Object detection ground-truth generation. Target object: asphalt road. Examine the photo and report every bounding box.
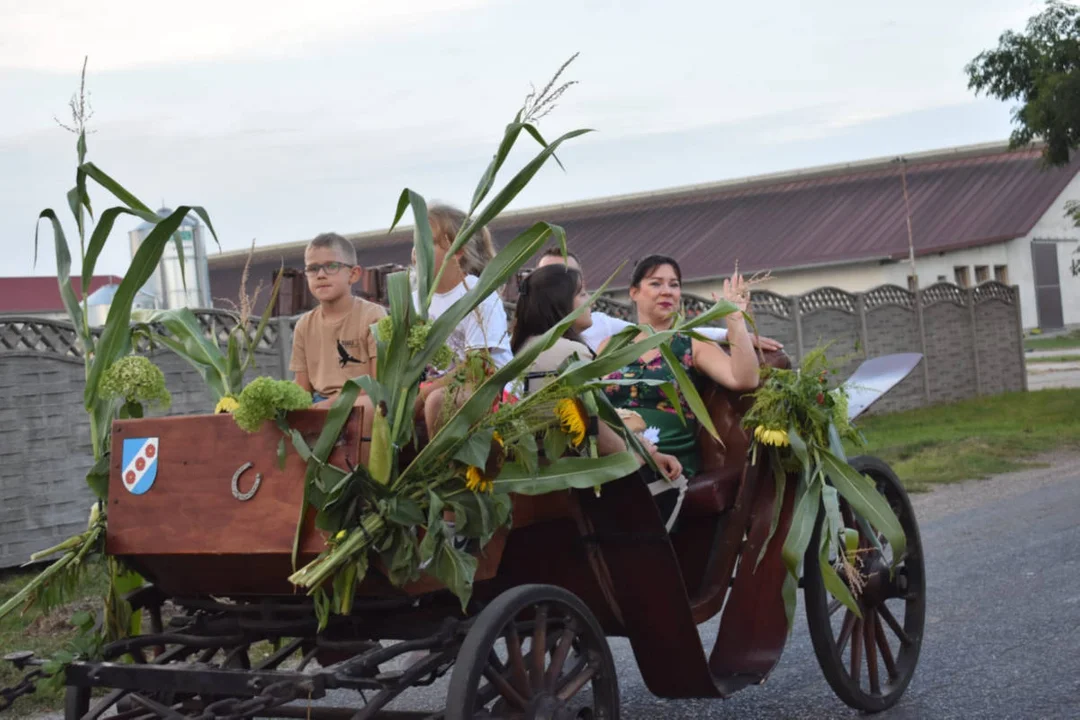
[329,454,1080,720]
[29,454,1080,719]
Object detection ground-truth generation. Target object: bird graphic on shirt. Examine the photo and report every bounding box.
[337,340,365,368]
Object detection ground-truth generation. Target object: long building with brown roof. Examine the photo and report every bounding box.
[208,140,1080,330]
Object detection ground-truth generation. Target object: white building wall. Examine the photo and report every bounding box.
[1010,171,1080,328]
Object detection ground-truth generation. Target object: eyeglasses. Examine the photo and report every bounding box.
[304,262,354,276]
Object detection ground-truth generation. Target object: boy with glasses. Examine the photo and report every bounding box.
[290,233,386,407]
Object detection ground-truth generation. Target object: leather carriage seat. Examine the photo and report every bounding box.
[681,350,792,517]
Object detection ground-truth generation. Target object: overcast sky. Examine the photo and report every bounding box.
[0,0,1041,278]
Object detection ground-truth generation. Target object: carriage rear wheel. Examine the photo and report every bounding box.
[803,455,926,713]
[446,584,619,720]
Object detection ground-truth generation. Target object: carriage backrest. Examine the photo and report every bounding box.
[696,349,791,471]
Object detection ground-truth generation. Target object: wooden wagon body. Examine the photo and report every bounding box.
[46,351,925,719]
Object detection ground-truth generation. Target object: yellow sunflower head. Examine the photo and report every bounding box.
[754,425,790,447]
[215,395,240,414]
[554,398,588,447]
[465,465,495,494]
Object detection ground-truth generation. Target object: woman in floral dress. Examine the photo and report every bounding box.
[601,256,759,515]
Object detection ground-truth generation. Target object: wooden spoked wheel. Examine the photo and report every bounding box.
[446,584,619,720]
[804,455,926,713]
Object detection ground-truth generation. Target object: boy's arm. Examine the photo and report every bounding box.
[289,315,313,391]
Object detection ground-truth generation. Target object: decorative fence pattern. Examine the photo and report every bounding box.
[0,282,1025,568]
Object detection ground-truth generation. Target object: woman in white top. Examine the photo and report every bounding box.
[510,264,683,482]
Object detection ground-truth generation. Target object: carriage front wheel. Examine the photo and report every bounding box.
[446,584,620,720]
[804,455,926,713]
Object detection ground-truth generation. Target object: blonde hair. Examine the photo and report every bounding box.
[428,204,495,277]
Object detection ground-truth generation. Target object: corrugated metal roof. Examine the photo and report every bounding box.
[486,145,1080,290]
[208,141,1080,291]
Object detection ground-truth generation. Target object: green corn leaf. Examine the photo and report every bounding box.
[398,261,614,485]
[414,221,561,363]
[140,331,227,401]
[36,210,88,353]
[819,449,906,566]
[84,207,192,411]
[136,308,229,398]
[82,206,145,290]
[66,187,84,243]
[788,424,810,468]
[492,453,640,495]
[187,206,220,248]
[79,162,158,220]
[522,124,567,171]
[444,128,591,269]
[782,480,821,578]
[659,343,720,441]
[468,120,526,216]
[755,457,788,570]
[819,542,862,618]
[782,572,799,631]
[389,190,434,318]
[821,483,845,557]
[226,332,243,391]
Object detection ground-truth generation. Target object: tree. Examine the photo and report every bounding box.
[966,1,1080,167]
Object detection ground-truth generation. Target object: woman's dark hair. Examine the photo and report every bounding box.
[510,265,586,354]
[630,255,682,288]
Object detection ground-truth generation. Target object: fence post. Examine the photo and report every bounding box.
[856,293,869,359]
[276,316,292,380]
[914,288,932,403]
[968,288,982,395]
[792,294,805,365]
[1013,285,1028,392]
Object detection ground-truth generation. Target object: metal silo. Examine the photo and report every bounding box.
[128,208,212,309]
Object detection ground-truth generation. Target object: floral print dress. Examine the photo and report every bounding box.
[602,333,704,477]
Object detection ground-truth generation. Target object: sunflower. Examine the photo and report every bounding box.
[753,425,790,447]
[215,395,240,414]
[554,398,588,447]
[465,465,495,494]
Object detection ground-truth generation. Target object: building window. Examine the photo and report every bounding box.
[994,264,1009,284]
[954,266,970,288]
[937,275,947,282]
[975,265,990,284]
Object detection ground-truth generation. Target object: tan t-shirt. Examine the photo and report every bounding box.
[289,297,387,396]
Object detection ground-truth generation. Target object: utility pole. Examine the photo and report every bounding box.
[894,157,917,289]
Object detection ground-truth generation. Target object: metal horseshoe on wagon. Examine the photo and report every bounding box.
[26,347,926,720]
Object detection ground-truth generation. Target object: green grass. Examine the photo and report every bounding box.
[0,560,108,716]
[1025,329,1080,351]
[851,388,1080,492]
[1025,353,1080,364]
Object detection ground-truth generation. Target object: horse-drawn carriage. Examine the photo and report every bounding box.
[20,348,925,720]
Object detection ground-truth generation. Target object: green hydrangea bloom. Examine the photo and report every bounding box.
[375,315,393,343]
[377,316,454,370]
[233,377,313,433]
[100,356,171,409]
